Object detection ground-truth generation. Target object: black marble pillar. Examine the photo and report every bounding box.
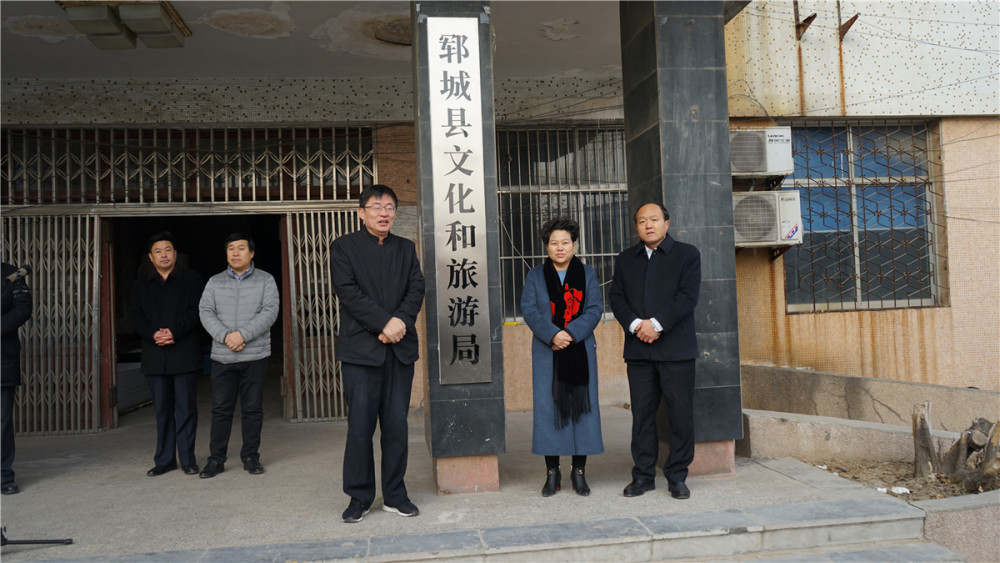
[412,1,506,458]
[619,1,742,443]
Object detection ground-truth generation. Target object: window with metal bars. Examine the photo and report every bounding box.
[782,122,946,312]
[496,127,630,320]
[1,127,374,205]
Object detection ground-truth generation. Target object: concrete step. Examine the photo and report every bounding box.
[711,539,966,562]
[59,495,928,562]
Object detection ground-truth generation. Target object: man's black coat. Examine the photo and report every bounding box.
[609,234,701,362]
[330,230,425,367]
[1,262,32,387]
[130,267,204,375]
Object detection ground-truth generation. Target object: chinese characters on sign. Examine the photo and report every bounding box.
[427,17,492,384]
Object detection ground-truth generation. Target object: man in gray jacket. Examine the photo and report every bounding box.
[198,233,279,478]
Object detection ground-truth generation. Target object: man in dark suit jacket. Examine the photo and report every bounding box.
[2,261,32,495]
[331,184,425,523]
[131,232,204,478]
[609,203,701,500]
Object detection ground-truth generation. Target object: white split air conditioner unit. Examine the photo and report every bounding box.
[730,126,794,176]
[732,191,803,247]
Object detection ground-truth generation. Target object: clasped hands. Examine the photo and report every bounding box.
[153,328,174,347]
[224,331,246,352]
[550,329,573,351]
[378,317,407,344]
[634,319,661,344]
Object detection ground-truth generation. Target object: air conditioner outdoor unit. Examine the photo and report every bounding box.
[732,190,803,247]
[730,126,794,176]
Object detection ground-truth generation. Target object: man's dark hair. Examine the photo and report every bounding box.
[359,184,399,209]
[147,231,176,253]
[225,232,255,252]
[632,203,670,224]
[540,217,580,245]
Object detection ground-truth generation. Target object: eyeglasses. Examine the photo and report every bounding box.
[364,205,397,214]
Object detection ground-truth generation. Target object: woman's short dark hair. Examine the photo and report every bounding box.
[540,217,579,245]
[225,232,255,252]
[146,231,175,253]
[359,184,399,209]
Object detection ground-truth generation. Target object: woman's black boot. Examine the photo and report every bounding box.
[541,467,561,497]
[571,466,590,496]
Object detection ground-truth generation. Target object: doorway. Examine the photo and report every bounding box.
[111,214,285,419]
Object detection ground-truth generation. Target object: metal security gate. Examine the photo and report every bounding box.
[1,215,102,434]
[285,208,361,421]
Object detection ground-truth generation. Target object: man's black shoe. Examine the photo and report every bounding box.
[342,499,371,523]
[623,479,655,497]
[1,482,20,495]
[243,458,264,475]
[182,464,200,475]
[147,463,178,477]
[199,460,225,479]
[668,481,691,499]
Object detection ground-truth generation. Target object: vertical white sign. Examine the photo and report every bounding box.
[427,17,492,384]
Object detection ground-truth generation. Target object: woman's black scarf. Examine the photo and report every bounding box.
[543,256,591,428]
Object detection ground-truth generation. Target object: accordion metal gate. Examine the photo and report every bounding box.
[1,214,102,435]
[285,208,361,421]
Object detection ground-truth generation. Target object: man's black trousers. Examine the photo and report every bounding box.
[208,358,267,464]
[342,352,414,508]
[626,359,696,485]
[1,386,16,484]
[146,370,200,468]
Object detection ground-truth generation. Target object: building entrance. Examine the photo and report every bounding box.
[112,214,284,417]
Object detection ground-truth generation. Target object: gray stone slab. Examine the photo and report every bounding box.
[640,507,759,536]
[744,500,851,526]
[368,529,482,557]
[482,517,648,549]
[825,541,967,562]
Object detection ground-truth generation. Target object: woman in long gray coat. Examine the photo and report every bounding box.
[521,217,604,497]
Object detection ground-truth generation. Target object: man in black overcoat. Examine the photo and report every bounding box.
[331,184,425,523]
[609,203,701,500]
[2,261,32,495]
[131,232,204,477]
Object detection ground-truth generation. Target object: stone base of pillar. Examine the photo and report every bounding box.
[657,439,736,477]
[433,454,500,494]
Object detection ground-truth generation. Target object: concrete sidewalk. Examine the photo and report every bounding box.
[0,379,961,562]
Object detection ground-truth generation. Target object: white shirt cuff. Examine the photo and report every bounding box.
[628,319,641,334]
[650,318,663,332]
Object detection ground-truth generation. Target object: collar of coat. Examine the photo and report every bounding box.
[633,233,675,256]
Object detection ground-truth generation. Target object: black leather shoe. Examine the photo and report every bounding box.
[541,467,561,497]
[147,462,178,477]
[243,458,264,475]
[668,481,691,499]
[623,479,655,497]
[182,464,200,475]
[570,467,590,496]
[1,482,20,495]
[199,460,224,479]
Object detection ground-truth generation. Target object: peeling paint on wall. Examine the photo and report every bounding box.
[2,15,82,43]
[310,6,410,61]
[541,17,580,41]
[195,1,294,39]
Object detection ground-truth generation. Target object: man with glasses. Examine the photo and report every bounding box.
[331,184,425,523]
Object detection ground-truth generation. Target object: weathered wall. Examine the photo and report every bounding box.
[741,365,1000,432]
[725,1,999,117]
[914,491,1000,563]
[734,117,1000,391]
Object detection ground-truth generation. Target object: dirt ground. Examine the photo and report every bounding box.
[814,460,975,501]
